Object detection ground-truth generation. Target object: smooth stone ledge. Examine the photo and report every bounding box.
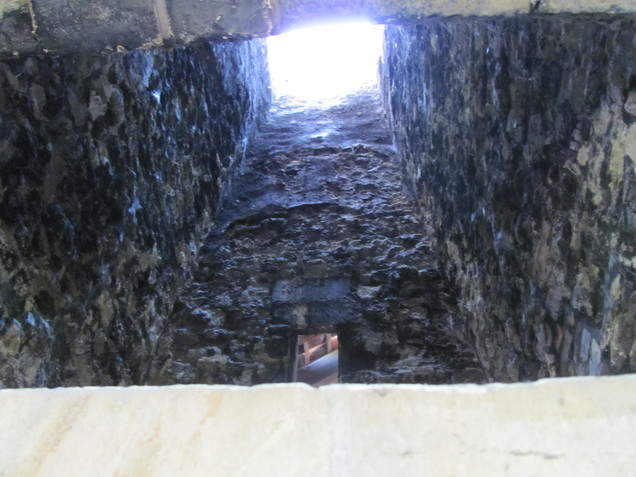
[1,374,636,476]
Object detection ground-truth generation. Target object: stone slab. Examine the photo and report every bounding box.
[0,0,37,56]
[272,300,362,330]
[273,277,352,303]
[1,375,636,476]
[272,277,361,330]
[274,0,636,32]
[32,0,159,52]
[541,0,636,13]
[168,0,274,43]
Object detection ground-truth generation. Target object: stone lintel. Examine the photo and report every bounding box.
[274,0,530,31]
[1,0,636,57]
[273,0,636,32]
[168,0,276,44]
[0,374,635,476]
[31,0,160,53]
[541,0,636,13]
[272,277,361,330]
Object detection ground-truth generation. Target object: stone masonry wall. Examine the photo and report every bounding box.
[382,15,636,381]
[0,39,270,387]
[149,92,483,386]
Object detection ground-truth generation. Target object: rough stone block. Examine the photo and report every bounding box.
[273,277,352,303]
[32,0,159,52]
[168,0,274,43]
[540,0,636,13]
[365,0,531,19]
[0,0,38,56]
[272,277,361,330]
[0,384,331,476]
[0,375,635,476]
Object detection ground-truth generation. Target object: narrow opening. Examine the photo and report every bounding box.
[267,21,385,109]
[295,333,339,386]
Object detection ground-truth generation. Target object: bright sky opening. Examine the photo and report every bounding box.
[267,22,385,109]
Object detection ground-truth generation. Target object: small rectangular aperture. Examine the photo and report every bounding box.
[295,333,339,386]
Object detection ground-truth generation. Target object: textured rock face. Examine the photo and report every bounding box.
[149,90,483,386]
[0,39,270,387]
[381,15,636,381]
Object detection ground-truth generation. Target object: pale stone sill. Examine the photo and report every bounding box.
[1,374,635,476]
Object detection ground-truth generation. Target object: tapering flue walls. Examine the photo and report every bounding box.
[381,14,636,381]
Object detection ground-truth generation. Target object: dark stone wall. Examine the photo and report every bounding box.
[148,91,483,387]
[382,15,636,381]
[0,39,270,387]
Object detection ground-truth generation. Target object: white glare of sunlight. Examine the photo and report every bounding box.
[267,22,385,108]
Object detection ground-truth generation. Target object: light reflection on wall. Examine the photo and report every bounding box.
[267,22,385,109]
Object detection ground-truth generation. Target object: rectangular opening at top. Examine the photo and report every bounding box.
[267,22,385,109]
